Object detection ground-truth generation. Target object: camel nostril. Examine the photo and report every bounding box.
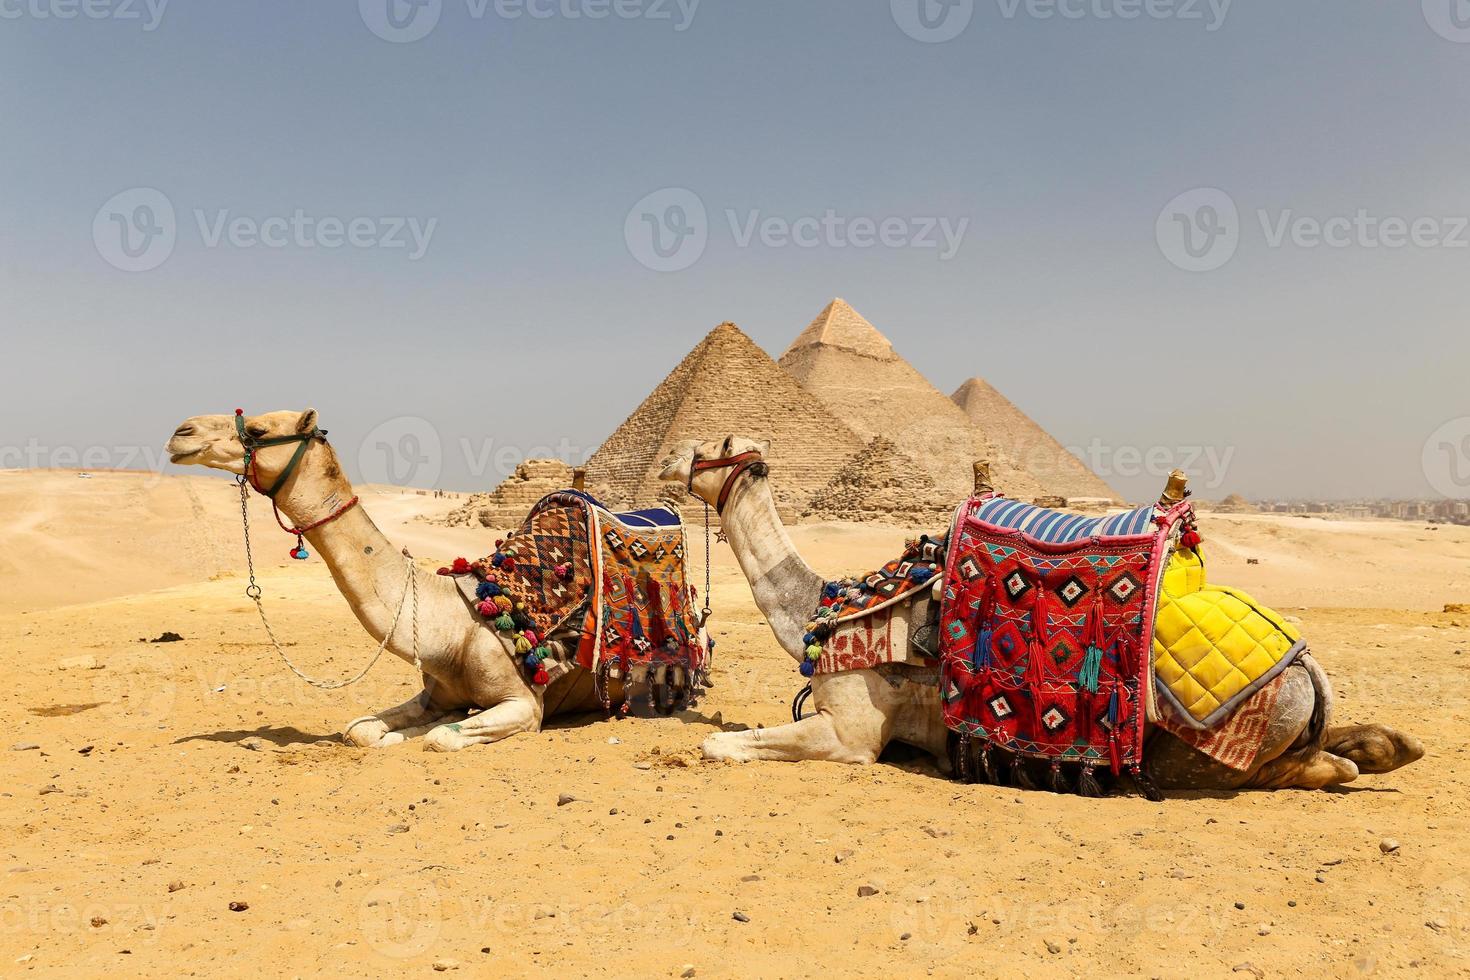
[174,425,195,437]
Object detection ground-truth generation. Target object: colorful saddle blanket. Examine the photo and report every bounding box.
[796,534,946,677]
[938,496,1192,778]
[439,491,706,708]
[938,495,1303,780]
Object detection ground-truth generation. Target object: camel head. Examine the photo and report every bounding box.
[167,408,345,497]
[659,435,770,511]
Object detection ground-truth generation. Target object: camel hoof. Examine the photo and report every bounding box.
[423,725,466,753]
[700,733,743,762]
[343,717,389,748]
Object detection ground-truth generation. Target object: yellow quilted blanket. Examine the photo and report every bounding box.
[1151,547,1305,729]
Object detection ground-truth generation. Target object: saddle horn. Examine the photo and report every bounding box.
[972,460,993,495]
[1158,469,1189,507]
[572,467,587,492]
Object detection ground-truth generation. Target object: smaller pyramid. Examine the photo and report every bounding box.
[952,377,1118,502]
[804,436,952,524]
[441,459,574,529]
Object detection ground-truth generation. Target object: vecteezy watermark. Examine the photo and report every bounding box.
[0,439,170,473]
[891,0,1229,43]
[357,416,444,489]
[1157,187,1470,271]
[624,187,970,272]
[1155,187,1240,272]
[1067,439,1235,489]
[93,188,437,272]
[1423,0,1470,43]
[359,0,699,43]
[0,0,169,30]
[1424,417,1470,500]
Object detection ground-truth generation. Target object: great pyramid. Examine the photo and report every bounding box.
[584,322,867,519]
[951,377,1118,501]
[803,436,952,526]
[778,299,1049,502]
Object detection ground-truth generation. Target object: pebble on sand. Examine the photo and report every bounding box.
[857,885,879,897]
[732,911,750,923]
[1378,838,1401,854]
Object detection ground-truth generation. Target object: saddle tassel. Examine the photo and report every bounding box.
[1108,682,1122,775]
[1027,588,1049,733]
[1079,596,1105,694]
[1077,763,1104,798]
[973,582,994,672]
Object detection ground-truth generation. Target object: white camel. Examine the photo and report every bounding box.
[661,436,1424,791]
[168,408,662,751]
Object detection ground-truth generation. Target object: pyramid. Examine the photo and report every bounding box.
[440,459,575,530]
[779,299,1048,502]
[804,437,952,525]
[951,377,1118,502]
[584,323,867,518]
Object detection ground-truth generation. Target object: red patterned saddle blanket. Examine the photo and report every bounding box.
[938,494,1195,791]
[439,491,707,712]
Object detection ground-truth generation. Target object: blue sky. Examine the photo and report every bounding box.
[3,1,1468,501]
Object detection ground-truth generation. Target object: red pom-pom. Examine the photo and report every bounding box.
[501,558,516,572]
[1181,530,1202,548]
[451,557,471,574]
[437,566,451,576]
[477,600,496,617]
[235,408,244,416]
[533,669,549,685]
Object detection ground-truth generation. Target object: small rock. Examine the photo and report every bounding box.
[900,932,912,941]
[607,736,621,745]
[90,916,108,928]
[922,826,951,839]
[58,655,98,671]
[732,911,750,923]
[1044,939,1062,954]
[149,632,184,643]
[633,761,653,771]
[228,901,248,912]
[740,874,760,882]
[1232,964,1265,979]
[557,793,579,807]
[386,824,410,835]
[78,746,94,755]
[38,785,62,796]
[1234,901,1246,910]
[432,959,460,971]
[10,743,39,752]
[1426,918,1447,933]
[834,849,854,864]
[857,885,880,897]
[239,738,264,752]
[1257,924,1272,936]
[1378,838,1400,854]
[167,880,186,893]
[680,967,696,978]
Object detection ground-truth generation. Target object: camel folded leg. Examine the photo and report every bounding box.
[1245,749,1359,790]
[701,712,882,764]
[344,688,452,748]
[423,698,539,752]
[1325,724,1425,774]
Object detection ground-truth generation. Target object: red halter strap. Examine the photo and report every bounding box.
[690,450,765,514]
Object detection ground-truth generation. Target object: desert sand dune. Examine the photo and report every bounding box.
[1,470,1467,976]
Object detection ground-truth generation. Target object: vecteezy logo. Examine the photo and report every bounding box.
[93,188,176,272]
[359,880,443,959]
[1155,187,1240,272]
[357,416,443,488]
[624,188,708,272]
[359,0,441,43]
[1423,0,1470,43]
[1424,417,1470,499]
[891,0,974,43]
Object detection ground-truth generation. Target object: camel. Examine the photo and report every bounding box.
[661,436,1425,791]
[167,408,672,751]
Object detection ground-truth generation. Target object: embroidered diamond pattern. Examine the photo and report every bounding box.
[1049,637,1075,668]
[1041,705,1071,732]
[1107,571,1143,605]
[1055,574,1089,608]
[1003,570,1031,602]
[651,544,667,562]
[671,542,684,560]
[959,556,983,581]
[628,539,649,560]
[603,529,624,551]
[989,695,1014,720]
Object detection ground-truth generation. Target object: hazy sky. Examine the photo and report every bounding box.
[3,1,1468,503]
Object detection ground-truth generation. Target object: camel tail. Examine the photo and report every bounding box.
[1300,652,1331,752]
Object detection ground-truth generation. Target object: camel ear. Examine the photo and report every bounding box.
[757,439,771,456]
[296,408,319,434]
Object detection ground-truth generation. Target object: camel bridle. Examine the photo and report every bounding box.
[688,446,767,515]
[230,408,418,691]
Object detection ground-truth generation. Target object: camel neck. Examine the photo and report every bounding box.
[719,479,824,662]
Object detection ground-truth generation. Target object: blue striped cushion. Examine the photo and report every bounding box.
[972,497,1155,543]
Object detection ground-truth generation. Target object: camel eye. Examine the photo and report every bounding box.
[247,426,267,438]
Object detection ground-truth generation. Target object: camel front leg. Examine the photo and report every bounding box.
[702,670,895,764]
[344,688,451,748]
[423,698,540,752]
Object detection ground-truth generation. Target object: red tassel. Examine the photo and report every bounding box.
[533,668,550,685]
[1181,529,1202,548]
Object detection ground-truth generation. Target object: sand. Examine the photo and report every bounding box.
[2,470,1467,977]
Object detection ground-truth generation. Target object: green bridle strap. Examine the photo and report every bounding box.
[235,411,325,499]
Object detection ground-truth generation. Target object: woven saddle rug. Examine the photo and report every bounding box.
[439,491,705,707]
[796,534,947,677]
[938,495,1193,781]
